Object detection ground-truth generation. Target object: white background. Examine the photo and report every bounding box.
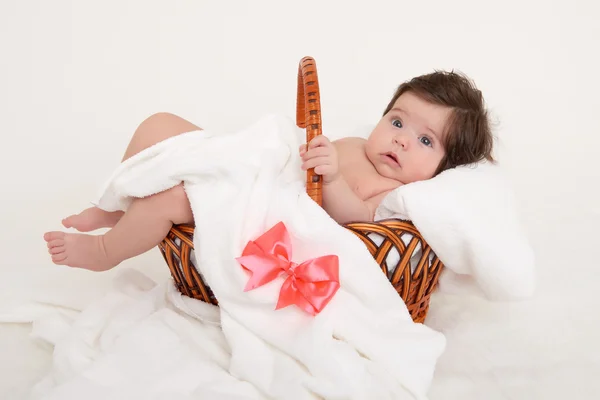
[1,0,599,398]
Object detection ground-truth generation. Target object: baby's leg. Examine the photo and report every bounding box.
[62,208,124,232]
[61,112,202,233]
[44,112,200,270]
[45,184,192,271]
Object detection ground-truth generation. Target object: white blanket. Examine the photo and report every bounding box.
[376,161,536,302]
[4,115,447,399]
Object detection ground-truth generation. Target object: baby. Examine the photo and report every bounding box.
[44,70,493,272]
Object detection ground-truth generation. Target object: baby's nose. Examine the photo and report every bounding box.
[393,135,409,149]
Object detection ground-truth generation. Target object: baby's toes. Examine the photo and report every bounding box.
[51,253,68,264]
[48,242,65,255]
[47,238,64,248]
[44,231,65,242]
[62,216,75,228]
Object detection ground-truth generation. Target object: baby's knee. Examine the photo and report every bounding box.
[138,112,178,130]
[135,112,201,139]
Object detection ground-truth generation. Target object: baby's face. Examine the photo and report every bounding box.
[365,92,451,184]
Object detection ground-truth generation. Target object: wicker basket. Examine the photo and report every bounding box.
[159,57,444,323]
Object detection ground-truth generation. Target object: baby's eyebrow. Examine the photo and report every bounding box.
[424,125,440,139]
[390,107,408,116]
[391,107,440,139]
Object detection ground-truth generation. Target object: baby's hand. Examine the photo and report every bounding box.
[299,136,340,184]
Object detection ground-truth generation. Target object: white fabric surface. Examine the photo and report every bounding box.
[0,115,447,399]
[4,261,599,400]
[376,161,536,301]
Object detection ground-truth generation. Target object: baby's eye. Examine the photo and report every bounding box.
[419,136,433,147]
[392,119,403,128]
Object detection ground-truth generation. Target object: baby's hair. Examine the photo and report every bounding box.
[384,71,494,175]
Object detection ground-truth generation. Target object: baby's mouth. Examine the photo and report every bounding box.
[383,152,400,166]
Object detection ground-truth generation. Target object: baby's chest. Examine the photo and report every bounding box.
[340,163,394,202]
[343,170,375,199]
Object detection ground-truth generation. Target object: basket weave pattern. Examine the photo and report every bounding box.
[158,57,444,323]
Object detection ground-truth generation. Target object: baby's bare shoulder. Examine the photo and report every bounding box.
[332,136,366,146]
[332,136,366,153]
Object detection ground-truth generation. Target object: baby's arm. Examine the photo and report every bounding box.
[321,176,373,223]
[300,137,373,224]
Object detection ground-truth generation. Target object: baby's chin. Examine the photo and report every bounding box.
[373,164,406,185]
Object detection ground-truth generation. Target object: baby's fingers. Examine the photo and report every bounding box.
[307,135,332,149]
[301,156,330,171]
[313,164,335,176]
[302,146,330,161]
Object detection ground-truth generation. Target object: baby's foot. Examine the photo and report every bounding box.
[62,207,124,232]
[44,231,118,271]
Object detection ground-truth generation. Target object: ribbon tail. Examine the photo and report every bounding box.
[275,276,297,310]
[276,276,320,316]
[295,281,339,315]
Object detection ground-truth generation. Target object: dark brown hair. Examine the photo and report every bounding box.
[383,70,494,175]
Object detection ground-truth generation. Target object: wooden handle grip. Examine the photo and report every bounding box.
[296,56,323,206]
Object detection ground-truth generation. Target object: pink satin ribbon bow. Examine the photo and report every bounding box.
[235,222,340,316]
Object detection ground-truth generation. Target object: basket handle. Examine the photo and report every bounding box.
[296,56,323,207]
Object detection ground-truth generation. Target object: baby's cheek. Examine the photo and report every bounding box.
[409,166,436,182]
[421,166,437,180]
[421,157,441,178]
